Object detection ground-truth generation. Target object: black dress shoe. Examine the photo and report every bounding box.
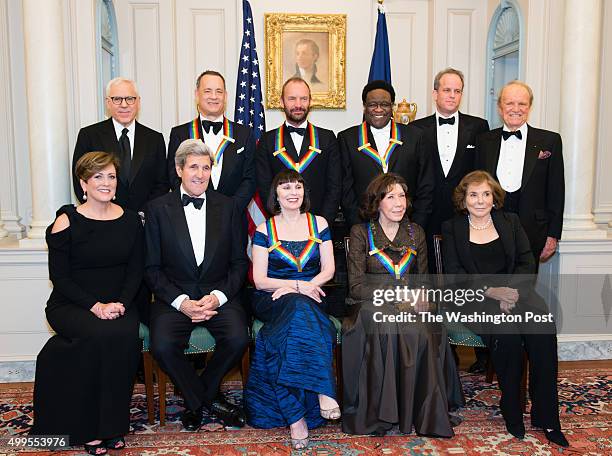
[544,429,569,447]
[506,421,525,439]
[181,407,202,431]
[209,395,246,427]
[468,360,487,374]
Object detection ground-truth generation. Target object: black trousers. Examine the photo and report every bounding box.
[484,330,561,430]
[150,300,249,411]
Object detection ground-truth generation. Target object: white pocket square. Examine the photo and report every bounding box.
[467,144,475,149]
[237,147,244,154]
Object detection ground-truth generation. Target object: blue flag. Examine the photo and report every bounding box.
[368,3,391,84]
[234,0,265,141]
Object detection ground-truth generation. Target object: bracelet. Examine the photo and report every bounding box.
[295,280,300,293]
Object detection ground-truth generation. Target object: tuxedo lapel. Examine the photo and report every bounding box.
[102,118,121,155]
[485,130,503,178]
[129,122,145,183]
[198,191,221,277]
[521,125,540,187]
[164,193,198,269]
[363,124,384,171]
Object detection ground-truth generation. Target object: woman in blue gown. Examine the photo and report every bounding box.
[245,169,338,450]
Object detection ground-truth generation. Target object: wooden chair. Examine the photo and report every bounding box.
[432,234,527,412]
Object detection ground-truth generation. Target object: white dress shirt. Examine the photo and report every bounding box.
[286,120,307,155]
[371,121,391,173]
[435,111,459,177]
[200,114,224,190]
[497,123,528,193]
[112,118,135,157]
[170,185,228,310]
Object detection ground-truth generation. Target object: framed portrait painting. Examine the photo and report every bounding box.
[264,13,346,109]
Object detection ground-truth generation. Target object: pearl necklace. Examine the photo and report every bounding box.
[468,214,492,230]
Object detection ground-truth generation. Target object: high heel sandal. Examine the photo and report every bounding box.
[320,406,341,420]
[290,434,309,450]
[104,436,126,450]
[84,441,107,455]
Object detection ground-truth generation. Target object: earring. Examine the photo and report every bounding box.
[83,191,87,201]
[112,195,116,201]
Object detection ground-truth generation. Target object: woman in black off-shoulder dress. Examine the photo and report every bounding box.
[31,152,143,455]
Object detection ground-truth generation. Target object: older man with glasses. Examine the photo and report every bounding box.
[72,77,168,213]
[339,80,434,228]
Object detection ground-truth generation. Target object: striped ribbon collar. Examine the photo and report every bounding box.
[357,120,402,173]
[266,213,322,272]
[367,222,416,279]
[273,123,321,173]
[189,117,236,165]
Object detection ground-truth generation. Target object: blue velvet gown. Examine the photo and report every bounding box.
[245,223,336,429]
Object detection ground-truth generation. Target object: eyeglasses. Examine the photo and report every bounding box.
[365,102,394,110]
[108,96,138,105]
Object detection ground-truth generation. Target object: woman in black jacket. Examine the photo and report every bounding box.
[442,170,568,448]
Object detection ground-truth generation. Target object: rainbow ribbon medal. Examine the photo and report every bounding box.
[357,120,402,173]
[273,123,321,173]
[367,222,416,279]
[189,117,235,165]
[266,213,321,272]
[189,118,201,140]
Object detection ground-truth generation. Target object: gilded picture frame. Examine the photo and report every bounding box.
[264,13,346,109]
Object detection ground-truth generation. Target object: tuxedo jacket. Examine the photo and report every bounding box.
[339,122,434,228]
[256,123,341,225]
[167,118,256,211]
[411,112,489,237]
[144,189,248,319]
[72,118,168,212]
[474,125,564,258]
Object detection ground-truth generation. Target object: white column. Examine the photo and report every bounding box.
[0,0,25,239]
[559,0,606,238]
[20,0,70,243]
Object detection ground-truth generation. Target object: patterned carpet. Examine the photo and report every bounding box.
[1,368,611,455]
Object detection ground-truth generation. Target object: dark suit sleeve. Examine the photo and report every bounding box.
[72,128,91,203]
[167,127,181,191]
[339,132,359,227]
[216,204,249,300]
[441,220,468,274]
[255,133,273,208]
[546,133,564,239]
[144,202,184,306]
[511,214,536,275]
[148,132,169,203]
[321,131,341,225]
[118,220,144,309]
[232,129,257,212]
[411,132,435,229]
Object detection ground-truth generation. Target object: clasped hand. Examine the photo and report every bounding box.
[179,295,219,322]
[91,302,125,320]
[271,280,325,303]
[485,286,519,314]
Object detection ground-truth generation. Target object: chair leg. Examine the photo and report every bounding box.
[142,352,155,425]
[156,361,167,427]
[334,344,343,407]
[240,344,250,386]
[520,353,528,413]
[485,353,495,383]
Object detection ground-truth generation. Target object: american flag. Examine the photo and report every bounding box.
[234,0,267,266]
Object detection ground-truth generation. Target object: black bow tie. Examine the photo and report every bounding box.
[182,193,205,210]
[438,116,455,126]
[202,120,223,135]
[286,125,306,136]
[502,129,522,141]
